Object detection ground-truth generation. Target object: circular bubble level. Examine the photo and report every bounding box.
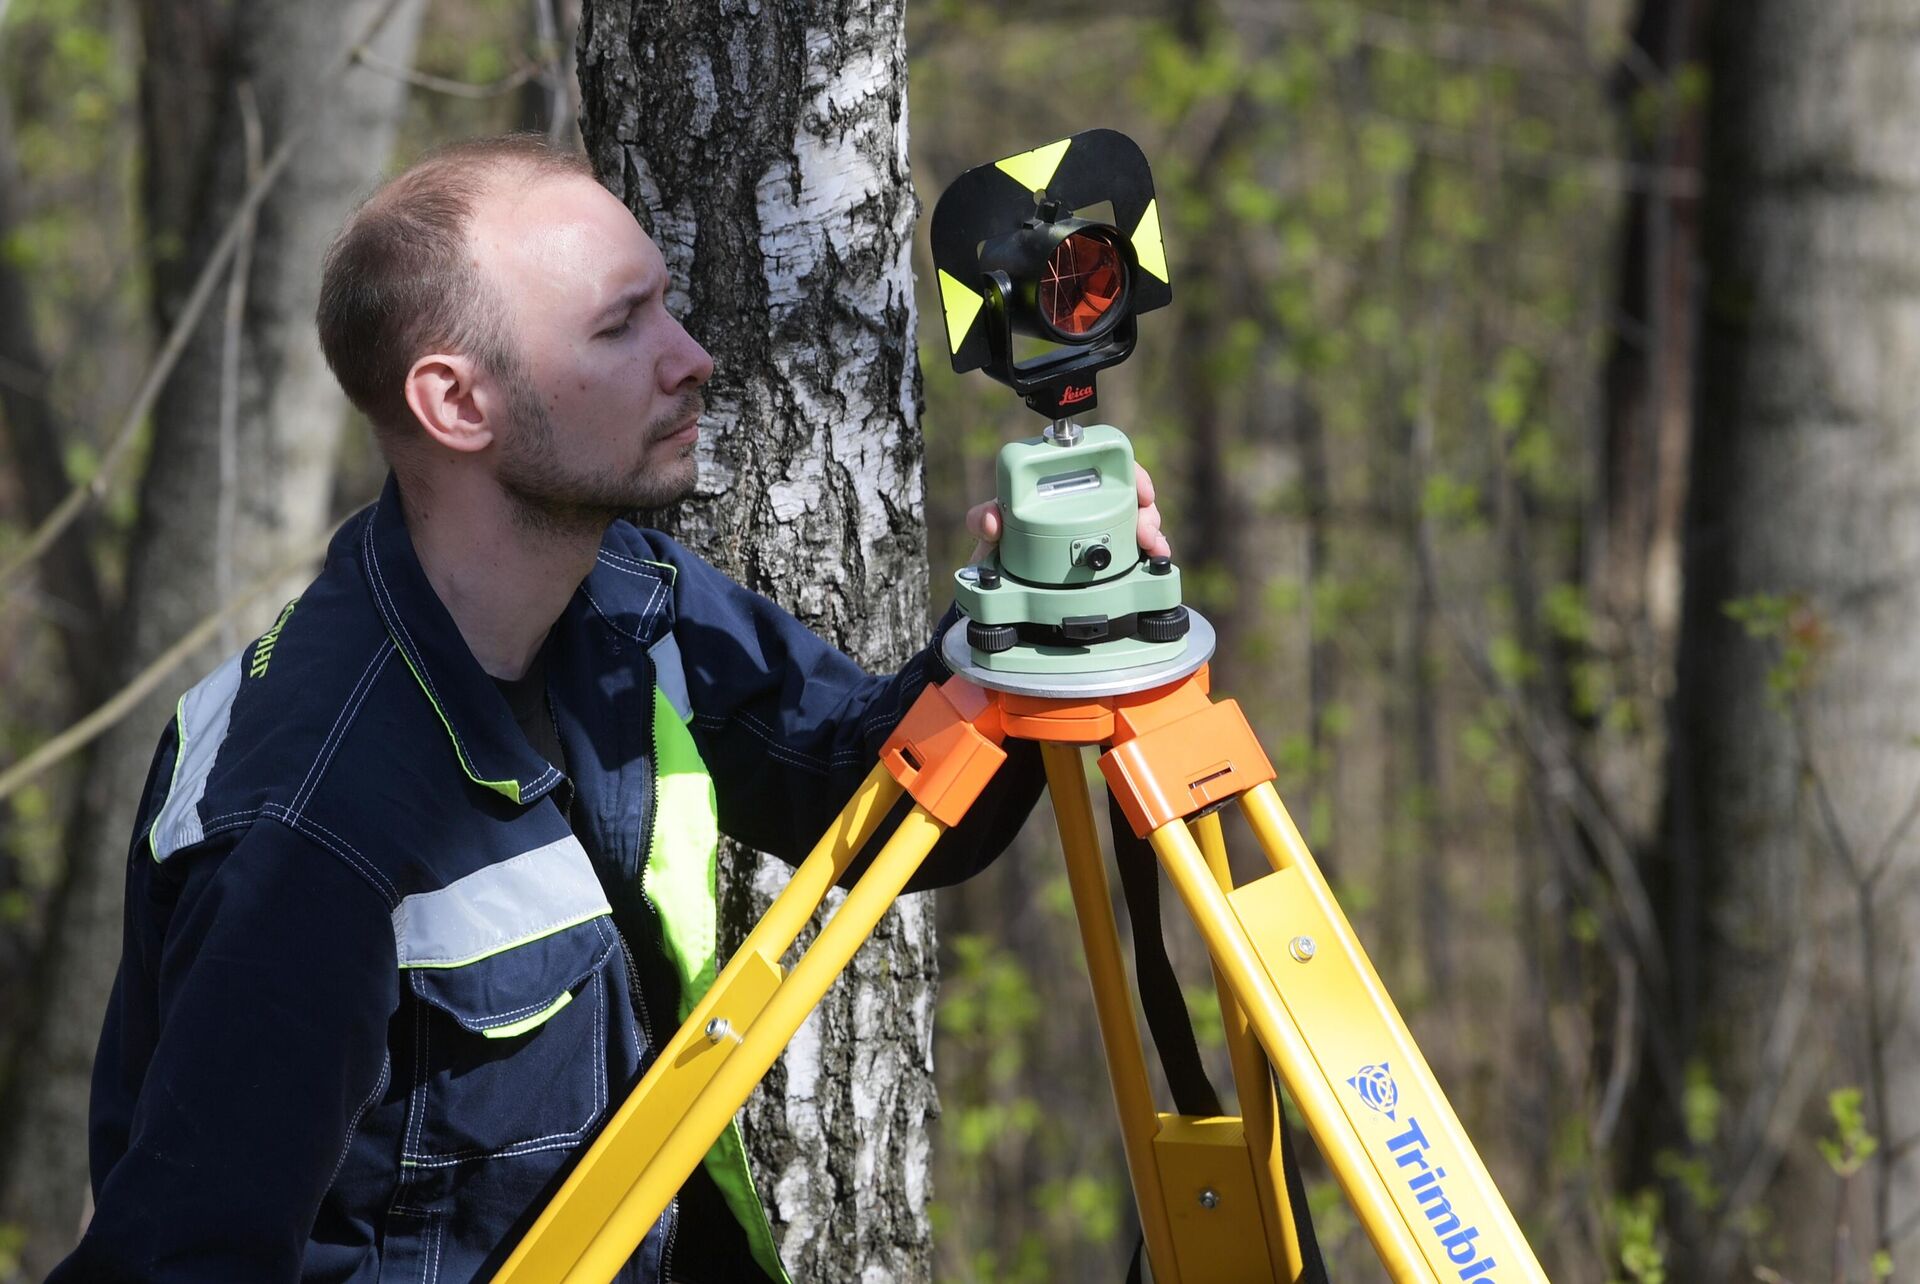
[1039,231,1128,341]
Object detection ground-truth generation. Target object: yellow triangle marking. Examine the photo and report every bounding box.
[1131,199,1169,283]
[995,138,1072,194]
[938,269,986,354]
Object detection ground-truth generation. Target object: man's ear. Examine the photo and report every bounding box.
[403,353,497,454]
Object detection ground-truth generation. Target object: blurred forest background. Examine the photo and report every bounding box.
[2,0,1916,1281]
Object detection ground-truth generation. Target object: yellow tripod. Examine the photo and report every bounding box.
[494,622,1551,1283]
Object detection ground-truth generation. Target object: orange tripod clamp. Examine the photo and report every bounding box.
[877,665,1276,840]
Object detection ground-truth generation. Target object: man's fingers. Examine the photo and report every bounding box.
[973,474,1167,558]
[1134,462,1155,507]
[1133,463,1170,555]
[965,500,1002,543]
[1137,503,1170,559]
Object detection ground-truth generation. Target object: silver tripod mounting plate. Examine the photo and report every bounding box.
[939,608,1217,699]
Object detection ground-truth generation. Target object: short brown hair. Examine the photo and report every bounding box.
[316,135,594,442]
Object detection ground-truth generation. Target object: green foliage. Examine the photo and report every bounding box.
[1304,1177,1358,1257]
[62,439,99,487]
[938,934,1041,1088]
[1459,698,1518,805]
[949,1098,1043,1160]
[1817,1086,1879,1178]
[1609,1190,1667,1284]
[1179,981,1226,1053]
[1724,593,1831,706]
[0,1222,25,1279]
[1036,872,1076,924]
[1653,1148,1720,1214]
[1421,472,1484,530]
[1333,871,1376,914]
[1035,1173,1125,1244]
[1487,634,1539,686]
[930,917,1131,1280]
[1678,1059,1721,1147]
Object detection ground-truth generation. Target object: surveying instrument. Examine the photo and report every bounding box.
[496,130,1551,1283]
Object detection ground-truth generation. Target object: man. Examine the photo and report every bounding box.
[52,136,1169,1282]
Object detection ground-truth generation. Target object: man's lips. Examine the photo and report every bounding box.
[658,412,700,445]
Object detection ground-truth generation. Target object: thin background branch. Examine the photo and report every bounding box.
[0,520,341,808]
[531,0,573,144]
[215,82,263,652]
[354,46,538,98]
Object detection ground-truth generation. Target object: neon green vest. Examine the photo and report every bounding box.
[645,635,792,1284]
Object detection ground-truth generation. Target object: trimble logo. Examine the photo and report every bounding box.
[1348,1063,1501,1281]
[1059,384,1094,405]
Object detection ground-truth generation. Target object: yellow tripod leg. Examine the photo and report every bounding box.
[492,765,906,1284]
[1236,782,1546,1279]
[1041,742,1183,1283]
[1193,811,1301,1284]
[1156,791,1550,1282]
[567,805,948,1282]
[1153,817,1434,1279]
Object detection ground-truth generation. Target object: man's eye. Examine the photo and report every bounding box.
[598,320,631,339]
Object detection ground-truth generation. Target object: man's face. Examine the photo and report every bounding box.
[469,173,714,529]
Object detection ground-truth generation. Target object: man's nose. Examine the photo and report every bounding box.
[665,317,714,392]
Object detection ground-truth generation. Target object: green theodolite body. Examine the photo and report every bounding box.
[996,424,1137,584]
[954,424,1186,673]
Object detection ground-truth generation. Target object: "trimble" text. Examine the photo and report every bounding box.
[1384,1116,1499,1281]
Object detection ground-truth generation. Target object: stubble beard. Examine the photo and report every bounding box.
[495,373,702,539]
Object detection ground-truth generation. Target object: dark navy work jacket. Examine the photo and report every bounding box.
[51,476,1039,1283]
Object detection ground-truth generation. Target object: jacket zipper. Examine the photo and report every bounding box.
[612,922,654,1052]
[612,920,676,1283]
[634,651,682,1283]
[660,1193,680,1283]
[635,650,675,1028]
[550,670,676,1283]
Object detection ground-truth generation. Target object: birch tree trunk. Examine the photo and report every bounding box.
[577,3,935,1277]
[0,1,425,1273]
[1672,1,1920,1275]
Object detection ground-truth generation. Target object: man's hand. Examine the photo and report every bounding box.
[965,463,1170,567]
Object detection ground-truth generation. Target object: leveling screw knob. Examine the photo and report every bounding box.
[1136,606,1189,643]
[967,620,1018,653]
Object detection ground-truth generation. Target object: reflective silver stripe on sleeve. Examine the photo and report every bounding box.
[650,632,692,724]
[150,651,245,862]
[391,834,613,968]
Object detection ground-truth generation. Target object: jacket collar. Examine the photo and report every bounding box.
[357,474,564,807]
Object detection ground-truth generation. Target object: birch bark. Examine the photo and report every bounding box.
[577,2,937,1277]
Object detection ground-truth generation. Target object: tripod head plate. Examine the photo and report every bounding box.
[940,609,1215,699]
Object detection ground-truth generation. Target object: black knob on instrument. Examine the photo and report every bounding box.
[967,621,1019,653]
[1137,607,1189,643]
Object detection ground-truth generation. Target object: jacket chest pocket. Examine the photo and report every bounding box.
[400,912,642,1166]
